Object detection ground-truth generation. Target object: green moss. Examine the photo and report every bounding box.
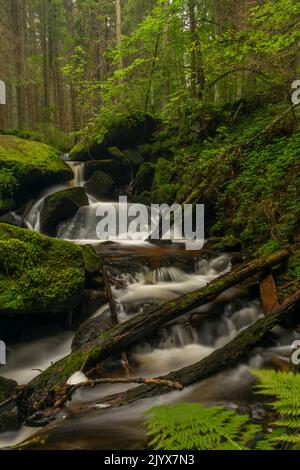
[134,162,155,193]
[152,158,173,190]
[0,134,73,215]
[81,244,103,275]
[0,224,86,315]
[0,377,17,402]
[70,112,157,161]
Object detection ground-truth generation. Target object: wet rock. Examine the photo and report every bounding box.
[84,170,114,199]
[40,187,88,236]
[134,162,155,194]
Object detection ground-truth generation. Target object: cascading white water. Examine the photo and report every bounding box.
[67,161,85,187]
[25,184,70,231]
[57,201,160,244]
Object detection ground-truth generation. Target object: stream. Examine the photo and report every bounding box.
[0,161,297,450]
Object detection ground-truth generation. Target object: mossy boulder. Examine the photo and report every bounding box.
[81,244,103,275]
[69,112,157,162]
[0,135,73,215]
[0,376,17,402]
[152,158,173,190]
[0,377,19,433]
[40,187,89,236]
[84,159,131,186]
[84,171,114,199]
[0,224,86,315]
[124,149,144,173]
[134,162,155,194]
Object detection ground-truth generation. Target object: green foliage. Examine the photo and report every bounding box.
[145,403,261,450]
[252,370,300,447]
[145,371,300,451]
[175,103,300,252]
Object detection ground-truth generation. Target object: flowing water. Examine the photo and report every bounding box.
[0,160,297,449]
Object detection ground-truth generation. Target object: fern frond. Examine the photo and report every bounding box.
[144,403,261,451]
[252,369,300,447]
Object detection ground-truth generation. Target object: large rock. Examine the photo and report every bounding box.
[84,171,114,199]
[84,159,131,186]
[69,112,157,162]
[40,187,89,236]
[0,376,17,402]
[0,135,73,215]
[0,224,86,315]
[123,149,144,173]
[134,162,155,194]
[152,157,173,190]
[0,377,19,433]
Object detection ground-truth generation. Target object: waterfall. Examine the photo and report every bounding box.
[67,161,85,187]
[57,201,159,244]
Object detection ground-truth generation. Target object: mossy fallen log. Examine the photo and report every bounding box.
[22,249,288,414]
[76,288,300,410]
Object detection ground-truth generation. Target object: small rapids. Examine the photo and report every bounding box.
[1,160,298,450]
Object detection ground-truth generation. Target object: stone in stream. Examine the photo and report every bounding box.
[0,134,73,216]
[84,171,115,200]
[40,187,89,236]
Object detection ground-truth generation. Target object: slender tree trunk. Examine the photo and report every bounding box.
[115,0,123,70]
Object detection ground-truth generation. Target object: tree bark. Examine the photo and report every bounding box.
[76,289,300,411]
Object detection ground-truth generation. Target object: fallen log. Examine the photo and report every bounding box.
[76,288,300,410]
[260,272,279,314]
[23,249,288,412]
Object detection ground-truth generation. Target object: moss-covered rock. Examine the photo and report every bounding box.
[124,149,144,172]
[0,376,17,402]
[81,244,103,275]
[134,162,155,194]
[0,135,73,215]
[84,159,130,186]
[84,171,114,199]
[69,112,157,162]
[40,187,89,236]
[152,158,173,190]
[0,224,86,315]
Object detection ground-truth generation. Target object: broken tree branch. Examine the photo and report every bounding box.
[54,377,184,409]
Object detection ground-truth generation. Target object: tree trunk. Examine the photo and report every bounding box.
[115,0,122,70]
